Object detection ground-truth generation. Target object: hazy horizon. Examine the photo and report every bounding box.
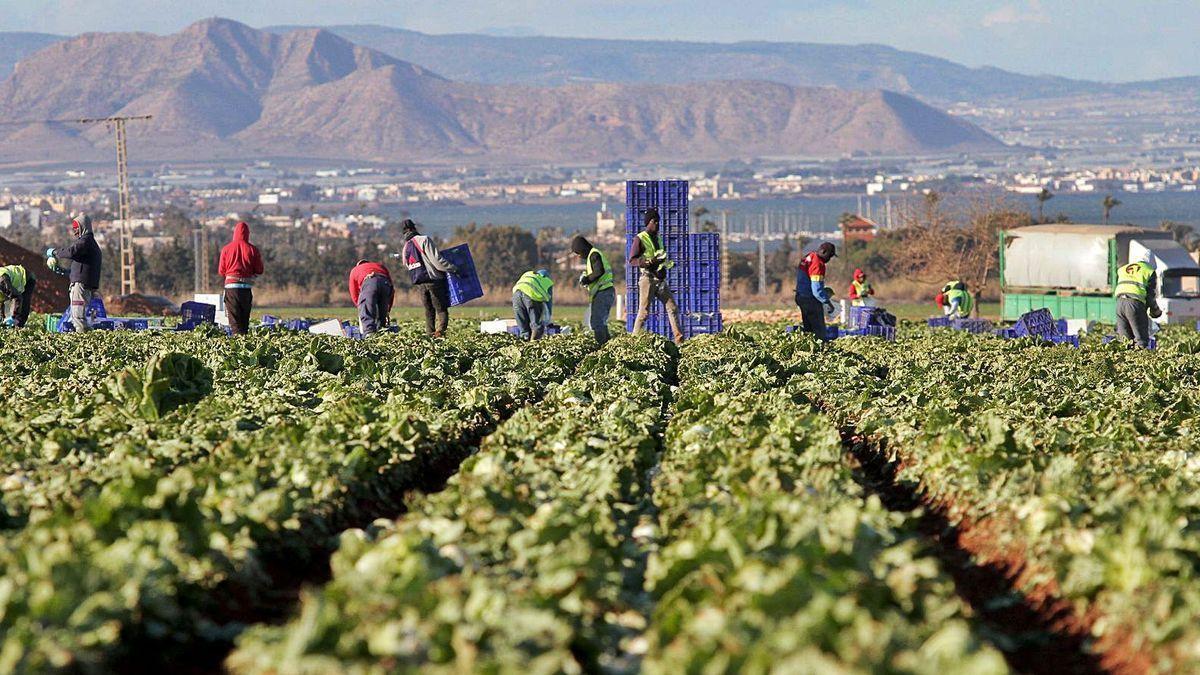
[1,0,1198,84]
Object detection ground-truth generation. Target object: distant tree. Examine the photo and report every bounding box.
[1036,188,1054,223]
[454,223,539,289]
[1102,195,1122,225]
[693,206,717,233]
[1160,220,1200,251]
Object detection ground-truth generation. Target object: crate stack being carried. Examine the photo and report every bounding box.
[624,180,723,339]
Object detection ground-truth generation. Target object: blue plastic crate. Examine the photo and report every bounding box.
[688,232,721,261]
[682,312,722,338]
[951,318,994,334]
[285,318,311,331]
[685,288,720,313]
[1047,334,1081,348]
[180,301,216,328]
[55,296,108,332]
[995,327,1018,339]
[626,180,689,237]
[1014,308,1058,338]
[441,244,483,306]
[114,318,149,331]
[927,317,951,328]
[863,325,897,341]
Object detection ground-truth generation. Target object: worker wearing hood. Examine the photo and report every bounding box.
[48,213,101,332]
[1114,251,1161,349]
[572,235,615,345]
[848,268,874,307]
[217,221,264,335]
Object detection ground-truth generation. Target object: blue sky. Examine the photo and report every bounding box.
[3,0,1197,82]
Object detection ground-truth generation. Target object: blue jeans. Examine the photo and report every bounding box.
[357,275,394,336]
[584,286,615,345]
[513,291,546,340]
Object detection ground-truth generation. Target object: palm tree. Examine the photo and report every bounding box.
[1036,188,1053,223]
[1102,195,1122,225]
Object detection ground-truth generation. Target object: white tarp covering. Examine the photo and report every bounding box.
[1004,229,1115,291]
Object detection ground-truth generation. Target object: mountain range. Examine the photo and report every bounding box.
[0,19,1003,164]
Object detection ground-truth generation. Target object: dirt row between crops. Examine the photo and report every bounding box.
[111,361,602,674]
[839,426,1153,675]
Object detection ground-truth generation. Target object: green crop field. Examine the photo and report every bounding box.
[0,320,1193,673]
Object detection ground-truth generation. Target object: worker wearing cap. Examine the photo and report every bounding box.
[47,213,101,332]
[572,235,615,346]
[630,207,684,344]
[512,269,554,340]
[1114,252,1162,349]
[848,268,874,307]
[0,264,36,328]
[938,280,973,319]
[349,259,394,336]
[795,242,837,339]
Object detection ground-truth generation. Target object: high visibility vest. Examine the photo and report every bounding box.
[851,279,872,306]
[1114,262,1154,302]
[513,271,553,303]
[636,231,674,271]
[0,265,26,295]
[585,248,614,298]
[945,287,973,317]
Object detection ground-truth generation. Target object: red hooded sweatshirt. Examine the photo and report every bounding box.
[217,222,264,287]
[349,261,393,306]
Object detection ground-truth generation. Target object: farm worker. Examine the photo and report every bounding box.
[572,235,614,345]
[0,264,36,328]
[349,259,394,336]
[1114,252,1162,349]
[629,207,684,344]
[512,269,554,341]
[401,219,459,338]
[217,221,264,336]
[939,280,973,319]
[848,268,875,307]
[794,242,837,340]
[47,213,101,332]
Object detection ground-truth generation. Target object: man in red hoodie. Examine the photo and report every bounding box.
[217,222,264,335]
[349,259,394,336]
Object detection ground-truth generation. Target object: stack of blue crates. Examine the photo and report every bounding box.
[442,244,484,306]
[624,180,722,339]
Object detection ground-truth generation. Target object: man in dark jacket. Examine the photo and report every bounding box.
[572,235,615,345]
[0,264,36,328]
[401,219,459,337]
[48,214,101,332]
[349,259,394,336]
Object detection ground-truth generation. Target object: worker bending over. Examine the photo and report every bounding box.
[794,242,837,339]
[47,214,101,332]
[402,219,458,338]
[571,235,614,345]
[512,269,553,340]
[938,280,973,319]
[848,268,875,307]
[0,264,35,328]
[1115,253,1162,349]
[349,259,394,336]
[630,208,684,344]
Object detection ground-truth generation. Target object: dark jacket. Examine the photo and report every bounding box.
[53,214,102,288]
[572,235,607,285]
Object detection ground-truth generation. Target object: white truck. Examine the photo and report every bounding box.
[1000,224,1200,324]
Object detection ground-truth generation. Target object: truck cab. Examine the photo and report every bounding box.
[1135,240,1200,322]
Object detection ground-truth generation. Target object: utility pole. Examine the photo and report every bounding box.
[757,213,767,296]
[720,210,730,294]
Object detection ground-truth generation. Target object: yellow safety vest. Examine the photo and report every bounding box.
[851,279,872,306]
[944,285,973,317]
[1114,262,1154,302]
[636,231,674,271]
[513,271,553,303]
[0,265,27,295]
[585,248,614,298]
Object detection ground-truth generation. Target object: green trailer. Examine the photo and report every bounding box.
[999,224,1200,324]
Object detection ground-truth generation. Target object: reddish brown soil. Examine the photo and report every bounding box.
[106,293,178,316]
[0,234,68,312]
[842,427,1153,675]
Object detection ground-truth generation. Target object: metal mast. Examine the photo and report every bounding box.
[113,118,136,294]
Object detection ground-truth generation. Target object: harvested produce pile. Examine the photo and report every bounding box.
[0,234,68,311]
[3,320,1199,673]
